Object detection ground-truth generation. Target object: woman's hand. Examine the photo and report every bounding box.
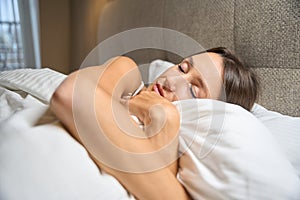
[128,91,177,123]
[128,91,180,137]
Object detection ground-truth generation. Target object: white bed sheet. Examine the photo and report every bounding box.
[0,86,134,200]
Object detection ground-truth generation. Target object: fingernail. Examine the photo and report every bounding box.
[122,95,131,100]
[120,96,130,106]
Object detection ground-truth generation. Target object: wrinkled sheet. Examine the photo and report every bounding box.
[0,86,134,200]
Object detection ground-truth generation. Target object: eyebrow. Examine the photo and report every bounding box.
[187,57,194,66]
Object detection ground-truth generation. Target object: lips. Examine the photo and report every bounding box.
[153,83,164,97]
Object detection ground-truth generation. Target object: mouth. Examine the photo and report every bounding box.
[153,83,164,97]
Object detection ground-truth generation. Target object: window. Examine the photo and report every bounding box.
[0,0,23,70]
[0,0,40,71]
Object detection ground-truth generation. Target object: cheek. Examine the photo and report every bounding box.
[175,89,191,100]
[171,85,193,101]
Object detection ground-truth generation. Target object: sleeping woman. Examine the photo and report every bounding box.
[50,47,259,199]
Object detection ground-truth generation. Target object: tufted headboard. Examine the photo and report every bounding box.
[97,0,299,116]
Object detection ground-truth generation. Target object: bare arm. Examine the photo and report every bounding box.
[51,57,189,200]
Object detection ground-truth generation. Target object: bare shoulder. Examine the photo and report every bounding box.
[50,56,141,138]
[52,56,140,99]
[97,56,142,97]
[102,56,140,81]
[108,56,138,69]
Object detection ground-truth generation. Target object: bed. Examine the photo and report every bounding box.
[0,63,299,199]
[1,0,300,199]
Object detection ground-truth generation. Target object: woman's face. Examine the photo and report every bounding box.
[147,52,224,102]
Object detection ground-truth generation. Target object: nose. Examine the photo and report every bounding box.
[164,74,187,91]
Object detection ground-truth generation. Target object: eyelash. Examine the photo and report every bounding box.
[178,62,189,73]
[179,62,198,98]
[178,64,185,73]
[190,85,197,98]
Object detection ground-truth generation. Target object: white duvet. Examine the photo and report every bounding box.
[0,74,134,200]
[1,67,300,200]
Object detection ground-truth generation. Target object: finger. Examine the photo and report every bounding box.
[120,95,131,106]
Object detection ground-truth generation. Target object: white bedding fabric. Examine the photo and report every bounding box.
[0,70,134,200]
[150,59,300,199]
[174,99,300,199]
[0,68,66,104]
[252,104,300,177]
[149,59,300,177]
[1,67,300,200]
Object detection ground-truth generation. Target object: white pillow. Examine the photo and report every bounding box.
[0,68,67,104]
[251,104,300,176]
[148,59,173,83]
[173,99,300,199]
[149,59,300,176]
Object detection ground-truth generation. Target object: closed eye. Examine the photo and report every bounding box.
[178,64,184,73]
[190,85,197,98]
[178,61,189,73]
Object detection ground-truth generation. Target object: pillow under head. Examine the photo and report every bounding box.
[174,99,300,199]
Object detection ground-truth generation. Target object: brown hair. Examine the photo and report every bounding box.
[206,47,259,111]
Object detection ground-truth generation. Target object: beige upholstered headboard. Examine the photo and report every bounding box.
[97,0,300,116]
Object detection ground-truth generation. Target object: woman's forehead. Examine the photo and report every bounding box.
[184,52,214,64]
[183,52,223,76]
